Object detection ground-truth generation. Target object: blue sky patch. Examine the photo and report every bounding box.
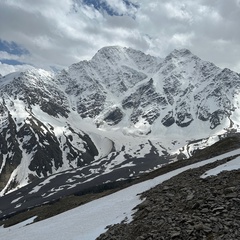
[81,0,139,16]
[0,59,26,65]
[0,39,29,56]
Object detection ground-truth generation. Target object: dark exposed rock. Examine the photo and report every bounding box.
[210,110,227,129]
[175,112,193,128]
[2,74,70,118]
[122,79,167,124]
[161,111,175,127]
[77,93,106,118]
[0,113,22,191]
[104,108,123,125]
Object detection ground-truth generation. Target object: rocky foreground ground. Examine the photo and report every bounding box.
[97,157,240,240]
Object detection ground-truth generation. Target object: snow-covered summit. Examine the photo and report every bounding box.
[168,48,194,57]
[92,46,161,72]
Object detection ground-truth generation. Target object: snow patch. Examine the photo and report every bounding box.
[201,155,240,178]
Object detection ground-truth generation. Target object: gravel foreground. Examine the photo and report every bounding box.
[97,158,240,240]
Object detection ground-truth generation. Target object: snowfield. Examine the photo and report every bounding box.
[1,149,240,240]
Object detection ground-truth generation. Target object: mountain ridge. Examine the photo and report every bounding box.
[0,46,240,196]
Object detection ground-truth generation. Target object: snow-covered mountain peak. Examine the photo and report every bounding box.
[91,45,161,73]
[164,48,199,64]
[57,46,162,120]
[91,46,132,69]
[0,68,54,90]
[171,48,193,57]
[0,71,22,87]
[1,45,240,196]
[93,45,126,60]
[158,48,221,86]
[24,68,54,81]
[165,48,202,63]
[218,67,240,80]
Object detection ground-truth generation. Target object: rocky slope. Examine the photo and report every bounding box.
[97,158,240,240]
[0,46,240,195]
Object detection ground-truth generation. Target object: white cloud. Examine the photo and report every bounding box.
[170,32,195,46]
[104,0,129,13]
[164,2,193,22]
[0,62,34,76]
[0,0,239,73]
[103,0,138,16]
[0,51,21,60]
[135,0,240,72]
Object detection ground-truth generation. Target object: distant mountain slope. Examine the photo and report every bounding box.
[0,46,240,195]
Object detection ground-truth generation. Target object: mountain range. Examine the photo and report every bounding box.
[0,45,240,200]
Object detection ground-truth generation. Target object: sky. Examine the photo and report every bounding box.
[0,0,240,76]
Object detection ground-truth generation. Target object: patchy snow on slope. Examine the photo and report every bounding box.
[201,155,240,178]
[1,149,240,240]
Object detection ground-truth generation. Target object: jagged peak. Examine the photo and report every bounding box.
[14,69,54,87]
[97,45,125,52]
[90,45,161,74]
[91,46,141,65]
[172,48,192,55]
[63,46,128,71]
[0,68,54,89]
[0,71,22,87]
[221,67,234,74]
[22,68,53,78]
[165,48,198,62]
[91,45,151,62]
[68,59,90,72]
[92,45,126,59]
[215,67,240,81]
